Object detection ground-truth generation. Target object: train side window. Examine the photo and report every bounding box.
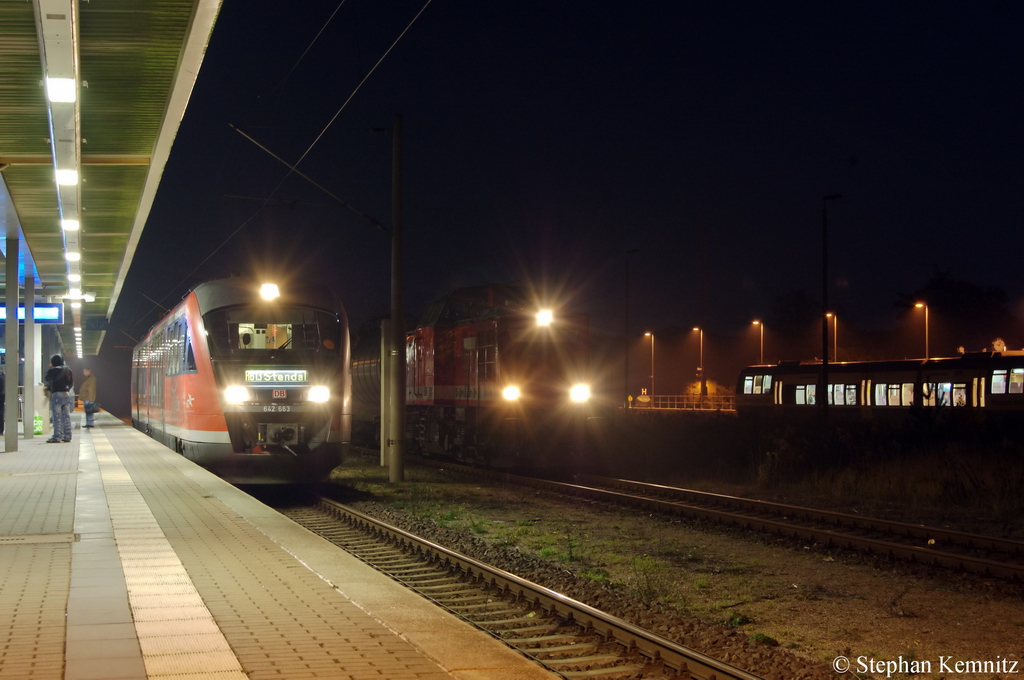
[953,383,967,406]
[936,383,950,406]
[902,383,914,406]
[887,384,901,406]
[992,370,1007,394]
[743,376,754,394]
[795,384,816,405]
[922,383,936,406]
[875,383,887,405]
[1009,369,1024,394]
[752,375,763,394]
[845,384,857,405]
[478,329,497,380]
[761,375,772,393]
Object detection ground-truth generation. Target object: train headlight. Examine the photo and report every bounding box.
[569,384,591,403]
[536,310,553,326]
[224,385,251,404]
[308,386,330,402]
[502,385,521,401]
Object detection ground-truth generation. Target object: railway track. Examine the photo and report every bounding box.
[282,498,764,680]
[422,462,1024,581]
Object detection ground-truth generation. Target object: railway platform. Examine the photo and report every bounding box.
[0,411,557,680]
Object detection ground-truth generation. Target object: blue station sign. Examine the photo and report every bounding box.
[0,303,65,324]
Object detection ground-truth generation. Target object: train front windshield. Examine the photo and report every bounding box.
[204,306,342,356]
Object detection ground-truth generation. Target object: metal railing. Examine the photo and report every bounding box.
[633,394,735,411]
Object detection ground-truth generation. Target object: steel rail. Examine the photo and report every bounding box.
[318,497,764,680]
[423,463,1024,581]
[578,475,1024,557]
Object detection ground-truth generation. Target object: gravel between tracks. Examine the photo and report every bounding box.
[333,457,1024,680]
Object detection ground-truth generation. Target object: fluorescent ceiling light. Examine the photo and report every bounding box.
[69,288,81,297]
[68,274,81,282]
[71,302,81,309]
[65,252,81,261]
[45,77,76,103]
[56,169,78,185]
[62,219,80,231]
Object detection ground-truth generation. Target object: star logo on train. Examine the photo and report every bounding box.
[185,394,194,408]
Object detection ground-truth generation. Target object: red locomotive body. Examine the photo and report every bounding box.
[354,285,592,467]
[132,278,351,484]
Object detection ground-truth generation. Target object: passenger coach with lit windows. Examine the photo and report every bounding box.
[132,278,351,484]
[736,352,1024,420]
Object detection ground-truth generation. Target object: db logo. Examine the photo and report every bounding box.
[272,389,287,399]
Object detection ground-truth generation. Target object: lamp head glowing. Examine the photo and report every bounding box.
[536,310,553,326]
[502,385,521,401]
[260,283,280,300]
[915,302,925,308]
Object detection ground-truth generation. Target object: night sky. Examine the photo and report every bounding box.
[91,1,1024,415]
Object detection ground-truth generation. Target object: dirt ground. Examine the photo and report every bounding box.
[332,453,1024,679]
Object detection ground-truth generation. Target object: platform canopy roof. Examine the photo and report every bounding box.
[0,0,222,357]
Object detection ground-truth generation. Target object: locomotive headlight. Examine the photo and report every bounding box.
[224,385,251,404]
[569,384,591,403]
[308,386,331,402]
[536,310,553,326]
[502,385,521,401]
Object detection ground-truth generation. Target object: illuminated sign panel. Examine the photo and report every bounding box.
[244,369,308,384]
[0,303,64,324]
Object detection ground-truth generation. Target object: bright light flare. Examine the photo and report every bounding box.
[307,386,330,402]
[502,385,521,401]
[569,384,591,403]
[536,310,553,326]
[46,77,76,103]
[260,283,280,300]
[56,169,78,185]
[224,385,251,404]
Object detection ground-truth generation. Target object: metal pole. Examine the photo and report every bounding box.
[379,319,391,466]
[820,194,841,419]
[925,305,930,359]
[624,249,638,407]
[24,276,34,439]
[698,328,704,397]
[5,234,18,451]
[649,334,654,396]
[759,323,764,364]
[388,114,405,483]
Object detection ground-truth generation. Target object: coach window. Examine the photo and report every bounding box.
[845,384,857,405]
[902,383,914,406]
[991,370,1007,394]
[885,384,900,405]
[875,383,887,405]
[743,376,754,394]
[1009,369,1024,394]
[922,383,936,406]
[952,383,968,406]
[795,384,816,405]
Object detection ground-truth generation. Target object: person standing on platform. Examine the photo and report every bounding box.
[79,368,97,428]
[44,355,74,443]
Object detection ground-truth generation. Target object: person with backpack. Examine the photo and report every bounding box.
[44,354,74,443]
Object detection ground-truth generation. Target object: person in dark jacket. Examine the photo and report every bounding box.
[44,354,74,443]
[79,368,97,428]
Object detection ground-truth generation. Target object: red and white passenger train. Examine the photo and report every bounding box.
[352,285,592,467]
[132,278,351,484]
[736,351,1024,422]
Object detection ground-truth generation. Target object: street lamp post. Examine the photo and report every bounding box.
[821,193,842,420]
[692,327,704,397]
[752,320,764,364]
[826,312,837,361]
[915,302,930,359]
[644,332,655,396]
[624,249,639,405]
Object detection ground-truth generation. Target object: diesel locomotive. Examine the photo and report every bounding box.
[131,277,351,484]
[352,284,593,467]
